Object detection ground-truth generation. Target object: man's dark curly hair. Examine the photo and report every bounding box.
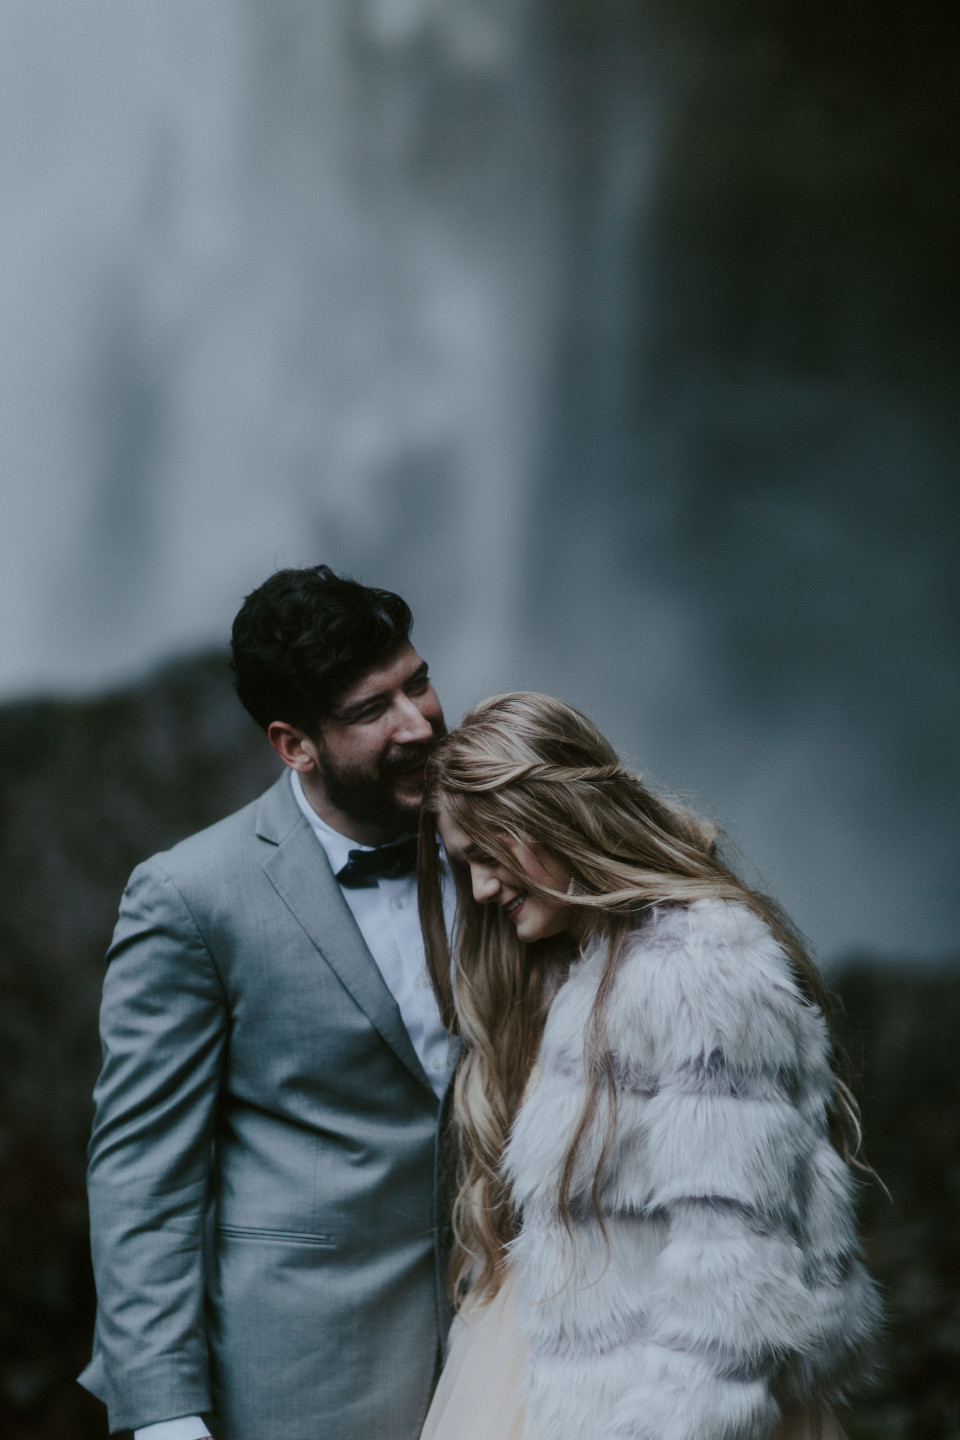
[230,565,413,735]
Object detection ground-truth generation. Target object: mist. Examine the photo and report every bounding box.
[1,0,957,962]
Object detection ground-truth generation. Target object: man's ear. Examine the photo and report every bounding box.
[267,721,321,772]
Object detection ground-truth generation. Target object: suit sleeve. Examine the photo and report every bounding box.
[84,858,227,1433]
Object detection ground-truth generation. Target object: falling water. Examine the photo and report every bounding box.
[0,0,563,705]
[0,1,957,959]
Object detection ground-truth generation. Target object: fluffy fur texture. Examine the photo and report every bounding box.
[503,899,881,1440]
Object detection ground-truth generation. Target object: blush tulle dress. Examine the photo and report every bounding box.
[420,1268,846,1440]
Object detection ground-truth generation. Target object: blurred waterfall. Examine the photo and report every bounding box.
[0,0,957,959]
[0,0,561,705]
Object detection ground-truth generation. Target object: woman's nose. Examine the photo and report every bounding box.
[471,866,499,904]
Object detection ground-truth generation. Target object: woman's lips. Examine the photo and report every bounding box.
[503,894,525,919]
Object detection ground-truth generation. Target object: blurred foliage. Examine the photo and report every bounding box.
[836,969,960,1439]
[0,654,279,1440]
[549,0,959,418]
[641,0,960,410]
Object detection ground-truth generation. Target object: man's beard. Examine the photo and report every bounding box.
[315,726,445,835]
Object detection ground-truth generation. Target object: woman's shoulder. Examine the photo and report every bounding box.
[632,892,775,945]
[610,898,823,1065]
[622,896,799,990]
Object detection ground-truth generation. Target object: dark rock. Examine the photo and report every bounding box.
[832,968,960,1440]
[0,652,279,1440]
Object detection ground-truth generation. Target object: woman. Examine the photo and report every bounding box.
[417,693,881,1440]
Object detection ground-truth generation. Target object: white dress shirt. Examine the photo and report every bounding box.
[134,771,455,1440]
[288,769,453,1094]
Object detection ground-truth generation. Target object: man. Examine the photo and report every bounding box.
[81,566,457,1440]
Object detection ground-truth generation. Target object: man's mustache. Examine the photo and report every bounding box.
[380,729,445,780]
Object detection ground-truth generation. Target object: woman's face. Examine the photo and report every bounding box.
[436,813,573,943]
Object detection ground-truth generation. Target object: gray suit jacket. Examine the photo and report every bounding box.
[81,774,455,1440]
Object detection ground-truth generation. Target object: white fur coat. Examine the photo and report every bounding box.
[503,899,881,1440]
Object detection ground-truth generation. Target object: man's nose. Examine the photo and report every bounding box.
[393,695,434,744]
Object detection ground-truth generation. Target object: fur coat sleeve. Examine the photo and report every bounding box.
[503,899,881,1440]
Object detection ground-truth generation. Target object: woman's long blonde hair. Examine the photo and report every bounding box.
[418,692,863,1306]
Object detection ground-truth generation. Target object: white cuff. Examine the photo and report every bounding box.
[134,1418,211,1440]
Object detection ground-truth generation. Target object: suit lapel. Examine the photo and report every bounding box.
[255,776,436,1098]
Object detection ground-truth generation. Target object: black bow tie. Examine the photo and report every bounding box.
[335,836,419,888]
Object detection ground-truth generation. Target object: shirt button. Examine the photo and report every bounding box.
[431,1057,443,1070]
[391,896,404,910]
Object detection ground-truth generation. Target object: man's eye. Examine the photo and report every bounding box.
[407,673,430,694]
